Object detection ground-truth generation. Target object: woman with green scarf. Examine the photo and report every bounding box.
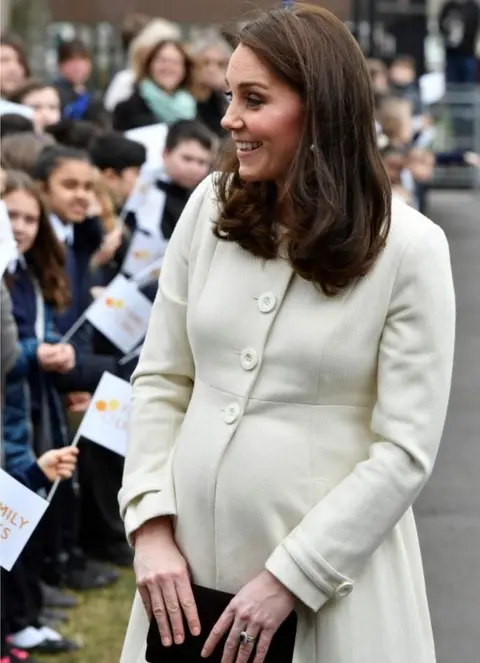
[112,39,196,132]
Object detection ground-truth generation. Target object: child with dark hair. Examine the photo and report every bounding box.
[89,131,147,209]
[0,113,35,137]
[43,117,101,150]
[32,145,128,581]
[88,132,147,286]
[53,39,108,127]
[8,79,61,133]
[35,145,134,569]
[126,119,216,240]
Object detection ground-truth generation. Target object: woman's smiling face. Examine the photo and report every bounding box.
[221,44,304,184]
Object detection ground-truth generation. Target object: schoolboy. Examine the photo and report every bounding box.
[127,119,217,239]
[53,39,107,127]
[89,131,147,210]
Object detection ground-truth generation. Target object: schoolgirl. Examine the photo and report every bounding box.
[1,170,80,656]
[34,145,128,572]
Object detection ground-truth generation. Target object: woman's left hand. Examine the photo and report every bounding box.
[201,570,296,663]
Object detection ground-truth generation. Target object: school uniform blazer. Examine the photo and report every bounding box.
[119,175,455,663]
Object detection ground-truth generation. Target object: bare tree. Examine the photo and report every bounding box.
[8,0,51,75]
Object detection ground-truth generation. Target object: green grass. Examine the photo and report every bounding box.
[38,568,136,663]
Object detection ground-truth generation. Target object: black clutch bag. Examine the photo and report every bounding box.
[146,584,297,663]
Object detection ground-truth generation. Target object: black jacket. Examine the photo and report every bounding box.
[112,90,158,132]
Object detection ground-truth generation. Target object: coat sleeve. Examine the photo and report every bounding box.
[10,462,50,492]
[266,223,456,612]
[1,281,19,380]
[8,338,40,380]
[118,176,212,544]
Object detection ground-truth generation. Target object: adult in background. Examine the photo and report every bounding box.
[119,4,455,663]
[0,33,30,98]
[104,13,153,111]
[106,18,182,114]
[439,0,480,86]
[112,37,195,132]
[439,0,480,143]
[188,35,232,138]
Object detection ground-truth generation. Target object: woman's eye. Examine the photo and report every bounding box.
[224,91,262,108]
[246,95,263,108]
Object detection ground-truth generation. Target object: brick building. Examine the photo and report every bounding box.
[48,0,351,26]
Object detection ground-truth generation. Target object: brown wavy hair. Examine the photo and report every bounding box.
[3,170,71,311]
[215,4,391,295]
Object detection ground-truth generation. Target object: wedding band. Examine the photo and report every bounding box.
[239,631,257,645]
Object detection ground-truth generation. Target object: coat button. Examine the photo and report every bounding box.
[334,581,353,599]
[258,292,276,313]
[240,348,258,371]
[224,403,240,424]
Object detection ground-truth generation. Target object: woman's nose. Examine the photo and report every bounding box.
[221,102,243,131]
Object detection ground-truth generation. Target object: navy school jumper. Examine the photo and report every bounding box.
[50,217,121,394]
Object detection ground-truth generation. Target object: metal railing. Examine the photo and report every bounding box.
[429,84,480,189]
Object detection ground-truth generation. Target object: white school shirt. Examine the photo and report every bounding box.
[49,214,74,246]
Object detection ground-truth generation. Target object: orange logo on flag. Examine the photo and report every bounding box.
[94,397,128,431]
[104,297,124,309]
[95,399,120,412]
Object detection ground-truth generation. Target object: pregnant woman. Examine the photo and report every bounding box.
[119,5,455,663]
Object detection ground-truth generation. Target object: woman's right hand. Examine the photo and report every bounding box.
[134,517,201,647]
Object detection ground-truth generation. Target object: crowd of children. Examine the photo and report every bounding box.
[368,54,479,213]
[0,18,218,659]
[0,124,215,660]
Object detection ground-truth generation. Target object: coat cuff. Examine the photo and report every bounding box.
[266,545,330,612]
[122,489,177,547]
[26,463,51,492]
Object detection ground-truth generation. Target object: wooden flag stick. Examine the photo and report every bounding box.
[46,428,83,503]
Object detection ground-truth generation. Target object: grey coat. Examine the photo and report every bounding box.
[1,280,19,383]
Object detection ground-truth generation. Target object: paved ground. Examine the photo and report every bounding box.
[415,189,480,663]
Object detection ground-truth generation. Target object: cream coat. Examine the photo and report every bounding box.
[119,176,455,663]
